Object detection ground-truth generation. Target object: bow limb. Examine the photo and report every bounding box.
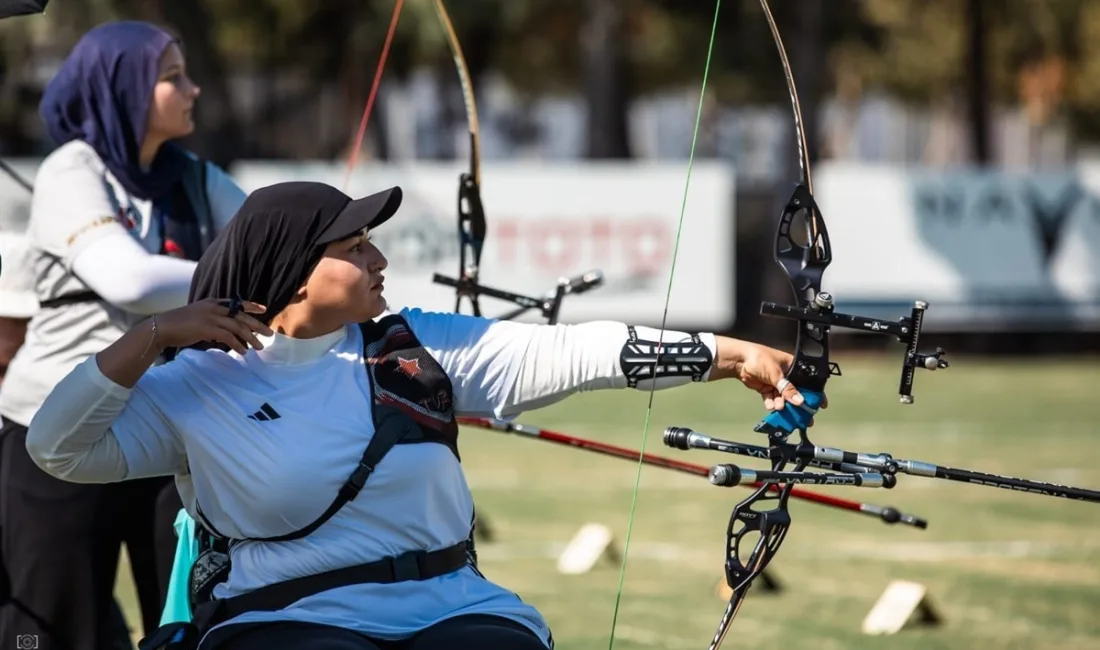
[432,0,487,316]
[758,0,812,193]
[432,0,481,187]
[606,2,724,649]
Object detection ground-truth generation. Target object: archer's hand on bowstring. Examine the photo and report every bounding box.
[714,337,828,424]
[95,297,275,390]
[153,297,273,355]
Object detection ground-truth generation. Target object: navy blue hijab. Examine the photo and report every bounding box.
[38,20,188,200]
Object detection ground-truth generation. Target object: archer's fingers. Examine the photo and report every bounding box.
[216,316,264,352]
[236,313,274,337]
[207,326,248,355]
[761,387,781,411]
[775,377,804,407]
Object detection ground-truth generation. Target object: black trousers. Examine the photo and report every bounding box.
[202,615,550,650]
[0,418,183,650]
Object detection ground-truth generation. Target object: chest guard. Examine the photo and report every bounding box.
[360,314,461,461]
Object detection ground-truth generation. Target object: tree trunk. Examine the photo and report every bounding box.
[966,0,991,164]
[793,0,824,171]
[581,0,632,159]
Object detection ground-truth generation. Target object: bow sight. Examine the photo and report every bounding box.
[434,267,605,325]
[757,186,950,409]
[760,293,949,405]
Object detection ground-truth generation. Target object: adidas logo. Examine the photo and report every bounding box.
[247,403,281,421]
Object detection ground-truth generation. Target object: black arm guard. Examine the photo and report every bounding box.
[619,326,714,388]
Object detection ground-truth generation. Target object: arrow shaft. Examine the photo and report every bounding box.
[456,416,920,521]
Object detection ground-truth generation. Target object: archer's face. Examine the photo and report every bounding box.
[146,43,200,143]
[302,230,389,322]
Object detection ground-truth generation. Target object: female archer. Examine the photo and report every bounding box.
[24,180,817,650]
[0,20,248,648]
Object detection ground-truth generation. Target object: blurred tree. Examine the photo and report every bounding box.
[581,0,632,158]
[831,0,1093,163]
[0,0,119,155]
[7,0,1100,165]
[967,0,991,164]
[188,0,418,162]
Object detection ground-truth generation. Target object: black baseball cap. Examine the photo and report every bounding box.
[312,183,403,245]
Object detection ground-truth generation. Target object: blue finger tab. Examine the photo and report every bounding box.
[752,389,825,435]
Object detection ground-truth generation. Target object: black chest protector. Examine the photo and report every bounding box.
[163,315,478,645]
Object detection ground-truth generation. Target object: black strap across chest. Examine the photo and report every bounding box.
[182,316,470,634]
[194,404,415,544]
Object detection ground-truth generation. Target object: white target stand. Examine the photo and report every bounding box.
[861,580,943,635]
[556,523,621,574]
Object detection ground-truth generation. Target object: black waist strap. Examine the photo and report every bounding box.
[193,541,470,629]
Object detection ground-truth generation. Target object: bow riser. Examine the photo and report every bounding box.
[769,184,836,400]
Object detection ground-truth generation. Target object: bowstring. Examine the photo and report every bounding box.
[343,0,405,193]
[606,1,723,648]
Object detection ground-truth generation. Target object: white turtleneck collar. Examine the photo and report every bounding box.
[250,324,349,366]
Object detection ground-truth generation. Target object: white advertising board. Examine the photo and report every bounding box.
[231,161,736,330]
[815,162,1100,331]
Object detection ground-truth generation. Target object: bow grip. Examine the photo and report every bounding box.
[753,389,825,435]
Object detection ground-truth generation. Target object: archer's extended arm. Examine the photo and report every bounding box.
[398,307,789,420]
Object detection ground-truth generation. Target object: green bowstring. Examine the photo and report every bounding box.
[606,1,723,648]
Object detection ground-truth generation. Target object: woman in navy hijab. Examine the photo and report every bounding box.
[0,20,248,650]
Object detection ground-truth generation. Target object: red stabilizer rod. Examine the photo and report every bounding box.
[457,417,928,529]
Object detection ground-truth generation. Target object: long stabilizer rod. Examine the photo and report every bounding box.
[666,425,1100,505]
[457,416,928,528]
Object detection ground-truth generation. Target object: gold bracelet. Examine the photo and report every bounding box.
[140,315,159,360]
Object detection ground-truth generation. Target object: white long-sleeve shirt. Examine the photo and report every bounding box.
[0,139,247,426]
[26,306,716,646]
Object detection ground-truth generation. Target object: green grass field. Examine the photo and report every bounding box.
[115,355,1100,649]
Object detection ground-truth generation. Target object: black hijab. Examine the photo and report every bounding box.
[188,181,402,328]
